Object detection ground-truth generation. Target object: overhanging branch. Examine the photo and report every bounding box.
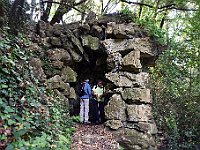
[42,1,87,14]
[120,0,154,8]
[120,0,197,12]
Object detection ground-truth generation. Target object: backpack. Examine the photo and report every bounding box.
[78,83,85,97]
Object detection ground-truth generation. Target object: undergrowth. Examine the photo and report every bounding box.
[0,29,75,150]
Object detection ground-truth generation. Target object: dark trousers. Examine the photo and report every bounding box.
[92,100,105,123]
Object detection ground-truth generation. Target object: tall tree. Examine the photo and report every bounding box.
[39,0,88,25]
[8,0,26,34]
[0,0,9,27]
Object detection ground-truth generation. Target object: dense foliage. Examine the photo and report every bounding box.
[120,2,200,149]
[0,0,200,149]
[0,30,75,149]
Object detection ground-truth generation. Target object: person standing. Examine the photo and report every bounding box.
[92,80,105,124]
[79,79,91,124]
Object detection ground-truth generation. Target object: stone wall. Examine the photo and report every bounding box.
[28,14,161,150]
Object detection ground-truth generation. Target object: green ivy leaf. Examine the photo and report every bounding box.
[0,98,3,105]
[5,144,14,150]
[0,78,7,83]
[1,68,10,74]
[8,119,16,125]
[13,129,27,138]
[4,106,14,113]
[14,115,22,123]
[0,84,8,88]
[23,122,30,129]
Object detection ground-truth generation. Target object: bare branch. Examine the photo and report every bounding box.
[120,0,154,8]
[74,0,87,6]
[102,0,112,13]
[42,1,87,14]
[120,0,197,12]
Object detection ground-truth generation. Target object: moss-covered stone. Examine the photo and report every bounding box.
[81,35,100,50]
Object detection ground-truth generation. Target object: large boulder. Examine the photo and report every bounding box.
[46,48,71,62]
[65,29,84,54]
[105,120,123,130]
[121,128,156,150]
[60,66,77,82]
[81,35,100,50]
[126,104,153,122]
[101,38,156,57]
[67,48,83,63]
[106,22,140,39]
[125,122,158,135]
[120,88,152,104]
[68,87,77,99]
[61,82,71,96]
[90,25,104,38]
[122,50,142,72]
[49,37,62,46]
[46,75,68,90]
[105,94,126,121]
[52,24,64,36]
[29,58,46,82]
[105,72,149,88]
[60,34,73,50]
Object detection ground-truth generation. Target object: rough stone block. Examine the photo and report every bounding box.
[105,94,126,121]
[126,104,153,122]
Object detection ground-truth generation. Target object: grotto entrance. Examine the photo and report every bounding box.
[69,47,116,124]
[34,14,162,149]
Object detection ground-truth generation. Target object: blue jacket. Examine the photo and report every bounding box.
[80,81,91,99]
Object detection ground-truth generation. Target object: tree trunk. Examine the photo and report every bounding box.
[138,0,144,18]
[50,0,74,25]
[160,12,167,28]
[8,0,25,35]
[153,0,161,19]
[41,0,53,22]
[30,0,36,20]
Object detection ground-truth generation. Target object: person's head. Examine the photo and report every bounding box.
[84,79,89,83]
[97,80,103,87]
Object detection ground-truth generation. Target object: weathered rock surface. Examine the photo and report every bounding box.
[126,104,153,122]
[105,94,126,121]
[60,66,77,83]
[105,72,149,88]
[121,88,152,104]
[105,120,123,130]
[81,35,100,50]
[29,58,46,82]
[46,75,67,90]
[122,50,142,72]
[46,48,71,61]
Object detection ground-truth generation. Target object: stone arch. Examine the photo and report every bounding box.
[30,14,163,149]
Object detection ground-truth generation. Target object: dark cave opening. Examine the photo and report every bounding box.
[69,47,115,124]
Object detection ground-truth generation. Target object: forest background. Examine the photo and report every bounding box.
[0,0,199,149]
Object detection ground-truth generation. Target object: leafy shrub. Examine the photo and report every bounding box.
[0,30,75,150]
[119,6,136,23]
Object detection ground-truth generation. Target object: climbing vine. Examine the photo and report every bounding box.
[0,30,75,149]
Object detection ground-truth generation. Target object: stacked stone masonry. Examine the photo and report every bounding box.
[29,14,162,150]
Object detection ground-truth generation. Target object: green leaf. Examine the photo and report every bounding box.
[8,119,16,125]
[0,98,3,105]
[13,129,27,138]
[5,144,14,150]
[0,79,7,83]
[0,84,8,88]
[23,122,30,129]
[4,106,14,113]
[14,115,22,123]
[1,68,10,74]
